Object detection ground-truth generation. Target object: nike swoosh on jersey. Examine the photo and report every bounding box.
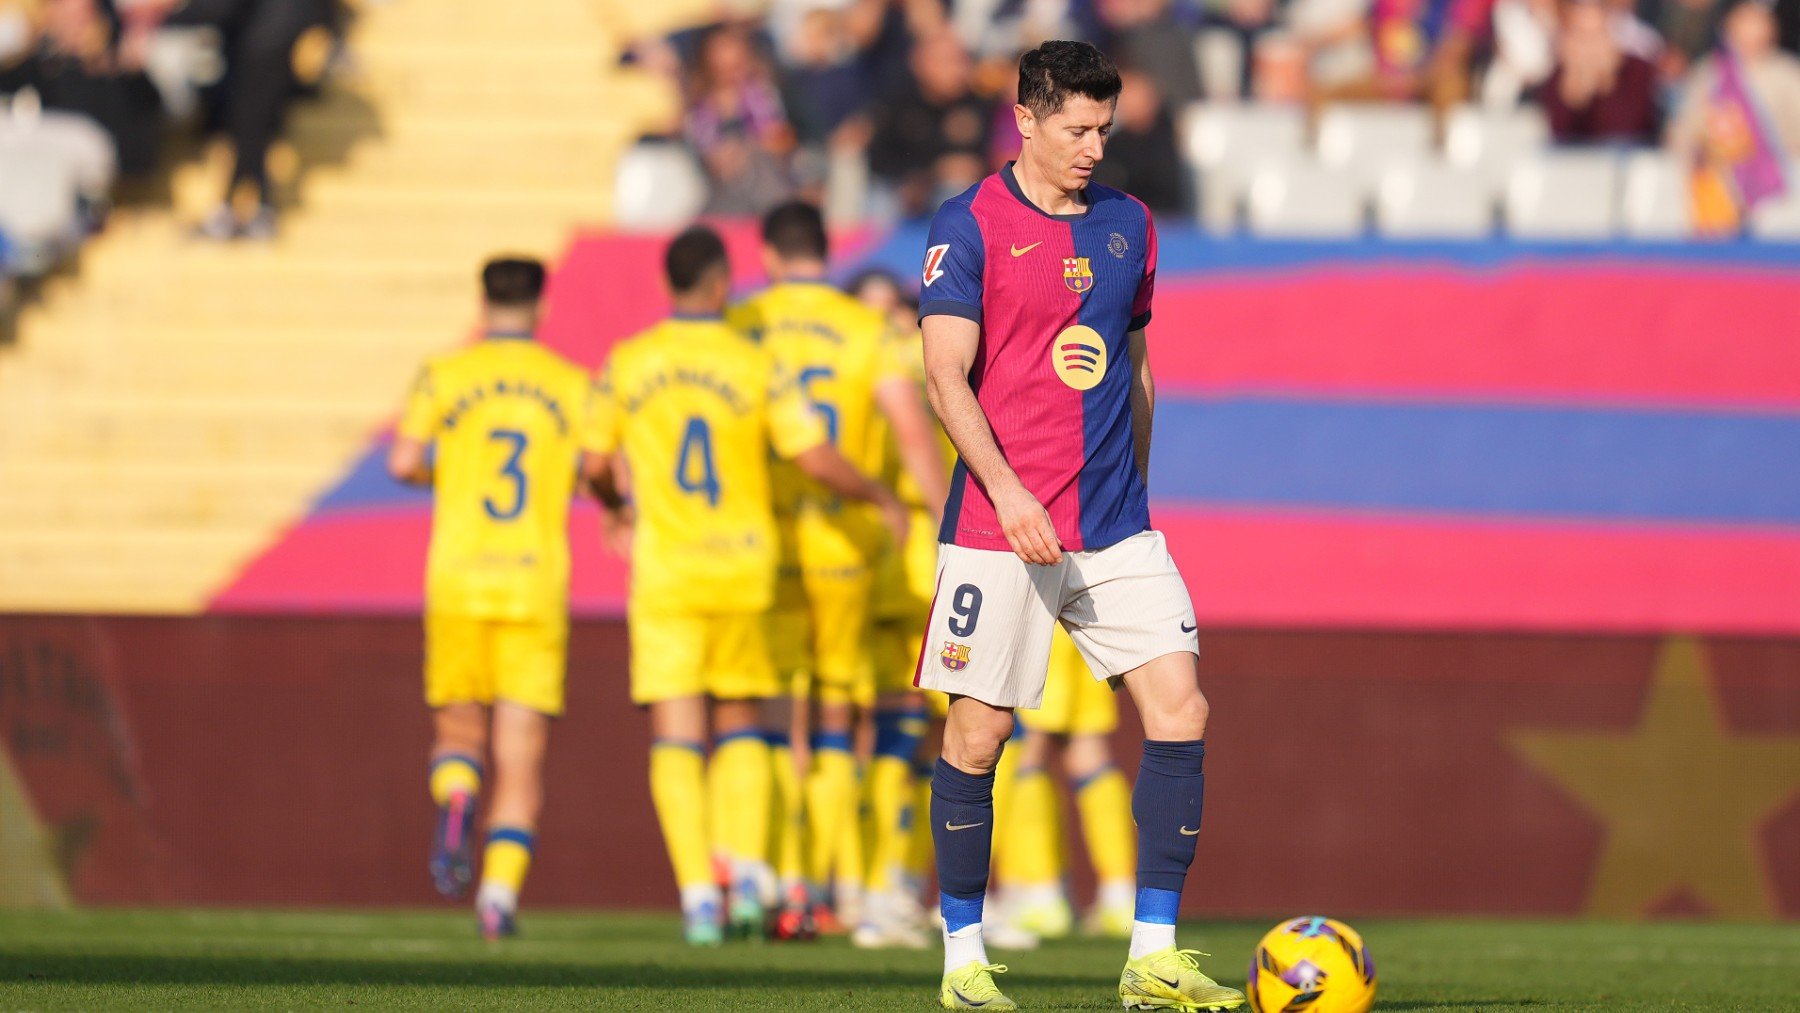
[945,821,985,832]
[1179,826,1200,836]
[1181,622,1198,632]
[1009,241,1043,257]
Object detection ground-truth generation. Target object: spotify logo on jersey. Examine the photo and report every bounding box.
[1050,325,1107,390]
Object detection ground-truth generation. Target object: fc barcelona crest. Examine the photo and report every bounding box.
[940,642,971,672]
[1062,256,1094,294]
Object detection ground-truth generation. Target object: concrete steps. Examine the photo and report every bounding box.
[0,0,702,613]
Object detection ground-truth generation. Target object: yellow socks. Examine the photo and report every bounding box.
[905,760,935,884]
[767,732,806,900]
[804,732,858,891]
[709,730,772,897]
[1074,765,1136,885]
[998,766,1063,889]
[864,707,927,894]
[478,826,533,911]
[650,740,714,891]
[429,753,481,805]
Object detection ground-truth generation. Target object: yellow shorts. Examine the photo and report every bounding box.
[769,562,877,706]
[870,618,925,698]
[628,606,780,705]
[1019,628,1119,737]
[425,612,568,716]
[871,509,940,623]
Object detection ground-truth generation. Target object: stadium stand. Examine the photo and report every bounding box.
[0,0,683,613]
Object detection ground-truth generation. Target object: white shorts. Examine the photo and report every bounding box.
[913,529,1198,709]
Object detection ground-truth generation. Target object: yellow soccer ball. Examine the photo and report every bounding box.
[1246,916,1377,1013]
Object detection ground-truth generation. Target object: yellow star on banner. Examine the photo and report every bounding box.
[1507,636,1800,919]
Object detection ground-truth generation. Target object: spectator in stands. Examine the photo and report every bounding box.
[1481,0,1557,105]
[1313,0,1490,107]
[1542,0,1660,144]
[1288,0,1378,97]
[1097,0,1203,107]
[1659,0,1727,80]
[1668,0,1800,158]
[775,3,876,145]
[135,0,339,240]
[1200,0,1284,97]
[1090,67,1186,214]
[685,23,798,215]
[866,28,991,219]
[0,0,161,176]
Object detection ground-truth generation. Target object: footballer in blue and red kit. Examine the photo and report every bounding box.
[918,39,1241,1013]
[912,163,1198,710]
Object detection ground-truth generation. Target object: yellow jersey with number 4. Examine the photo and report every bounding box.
[729,281,913,568]
[586,315,828,614]
[399,335,595,621]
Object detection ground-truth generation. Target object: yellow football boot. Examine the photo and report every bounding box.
[1119,947,1245,1011]
[940,961,1017,1010]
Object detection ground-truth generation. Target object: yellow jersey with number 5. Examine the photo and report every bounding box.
[398,335,596,621]
[729,282,913,568]
[586,315,829,614]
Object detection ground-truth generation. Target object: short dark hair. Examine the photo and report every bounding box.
[664,225,729,293]
[761,200,828,260]
[482,257,546,306]
[1017,40,1121,120]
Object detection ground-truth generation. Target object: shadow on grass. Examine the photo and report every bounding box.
[0,953,1141,992]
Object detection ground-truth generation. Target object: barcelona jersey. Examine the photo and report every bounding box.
[585,315,829,614]
[919,163,1158,553]
[398,335,595,620]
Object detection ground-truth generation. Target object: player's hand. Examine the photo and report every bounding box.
[992,482,1061,565]
[600,505,634,558]
[877,493,910,553]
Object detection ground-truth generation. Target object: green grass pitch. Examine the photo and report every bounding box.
[0,910,1793,1010]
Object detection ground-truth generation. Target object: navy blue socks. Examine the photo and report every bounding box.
[1131,739,1206,957]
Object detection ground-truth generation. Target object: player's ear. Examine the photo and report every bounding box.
[1013,103,1033,142]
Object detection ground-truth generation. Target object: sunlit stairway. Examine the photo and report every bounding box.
[0,0,702,613]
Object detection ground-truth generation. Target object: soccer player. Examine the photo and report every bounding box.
[998,626,1137,940]
[853,273,955,949]
[730,202,948,935]
[388,256,592,941]
[582,225,907,946]
[914,41,1245,1011]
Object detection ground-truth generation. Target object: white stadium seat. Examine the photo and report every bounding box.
[1749,188,1800,239]
[1620,151,1692,239]
[1504,151,1620,239]
[611,141,708,230]
[1316,103,1435,188]
[1444,104,1550,191]
[0,146,81,275]
[1376,159,1496,239]
[1247,159,1366,238]
[1181,101,1307,232]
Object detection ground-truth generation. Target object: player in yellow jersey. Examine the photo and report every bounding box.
[847,273,955,949]
[729,202,948,935]
[998,626,1138,939]
[582,226,907,946]
[388,257,594,941]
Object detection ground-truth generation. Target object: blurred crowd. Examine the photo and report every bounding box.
[629,0,1800,223]
[0,0,342,300]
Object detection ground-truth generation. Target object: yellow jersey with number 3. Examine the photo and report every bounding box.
[398,335,595,621]
[729,281,913,568]
[586,316,828,614]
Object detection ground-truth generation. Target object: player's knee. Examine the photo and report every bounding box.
[1176,691,1211,740]
[943,721,1010,774]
